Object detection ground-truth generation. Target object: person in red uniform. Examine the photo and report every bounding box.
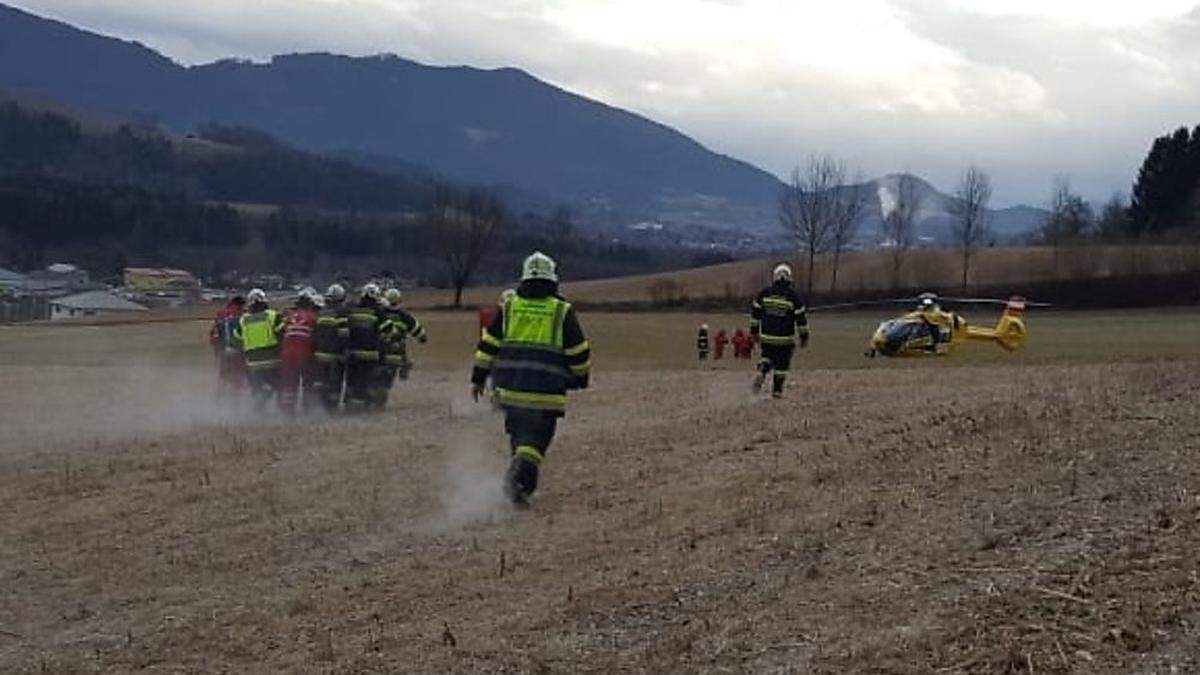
[714,328,730,360]
[278,288,320,414]
[209,295,247,397]
[732,328,751,359]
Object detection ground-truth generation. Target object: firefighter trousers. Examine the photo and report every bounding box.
[345,359,388,408]
[312,359,345,411]
[503,407,559,498]
[758,343,795,395]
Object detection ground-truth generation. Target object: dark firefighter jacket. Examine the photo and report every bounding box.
[472,279,590,415]
[235,306,285,370]
[346,298,392,363]
[313,301,350,363]
[750,281,809,346]
[382,306,426,366]
[697,328,709,351]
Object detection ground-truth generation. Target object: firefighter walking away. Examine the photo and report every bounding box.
[380,287,428,404]
[345,283,392,410]
[236,288,285,409]
[472,252,591,508]
[311,284,350,412]
[750,264,809,398]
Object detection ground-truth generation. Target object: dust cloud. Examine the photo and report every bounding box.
[0,364,272,454]
[415,405,512,533]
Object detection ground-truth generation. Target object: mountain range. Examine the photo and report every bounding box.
[0,2,1045,240]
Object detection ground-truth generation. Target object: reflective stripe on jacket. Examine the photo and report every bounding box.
[750,283,808,346]
[473,292,590,413]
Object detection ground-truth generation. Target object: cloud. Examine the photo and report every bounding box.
[9,0,1200,205]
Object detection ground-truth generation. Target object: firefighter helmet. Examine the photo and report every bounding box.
[247,288,267,304]
[773,264,793,283]
[361,282,382,300]
[325,283,346,303]
[384,287,402,307]
[521,251,558,282]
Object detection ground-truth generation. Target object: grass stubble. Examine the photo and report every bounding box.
[0,310,1197,672]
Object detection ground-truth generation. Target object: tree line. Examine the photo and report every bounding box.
[0,102,442,212]
[781,122,1200,296]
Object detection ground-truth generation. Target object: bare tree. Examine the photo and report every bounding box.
[429,186,506,307]
[828,174,867,294]
[1040,175,1093,246]
[878,173,922,289]
[950,166,992,291]
[779,155,842,296]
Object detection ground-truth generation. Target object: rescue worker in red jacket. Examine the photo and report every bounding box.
[714,328,730,360]
[278,288,320,414]
[732,328,752,359]
[209,295,247,397]
[234,288,285,409]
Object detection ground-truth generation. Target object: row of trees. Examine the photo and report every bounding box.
[782,121,1200,296]
[779,156,993,294]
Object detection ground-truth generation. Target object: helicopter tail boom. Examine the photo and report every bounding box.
[963,297,1028,351]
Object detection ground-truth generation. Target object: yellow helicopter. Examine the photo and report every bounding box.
[815,292,1047,357]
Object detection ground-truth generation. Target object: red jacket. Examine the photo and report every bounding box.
[478,305,499,331]
[715,330,729,358]
[210,302,245,353]
[281,307,318,367]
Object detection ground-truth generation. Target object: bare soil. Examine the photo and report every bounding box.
[1,311,1198,673]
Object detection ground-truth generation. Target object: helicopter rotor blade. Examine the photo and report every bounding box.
[939,296,1053,307]
[807,298,919,311]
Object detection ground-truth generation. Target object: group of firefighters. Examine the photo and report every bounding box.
[209,282,427,414]
[206,253,810,508]
[696,324,754,361]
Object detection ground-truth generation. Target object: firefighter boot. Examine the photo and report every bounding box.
[772,373,786,399]
[752,360,770,393]
[503,449,541,509]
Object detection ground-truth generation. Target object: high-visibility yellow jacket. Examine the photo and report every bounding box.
[236,308,284,369]
[472,285,590,414]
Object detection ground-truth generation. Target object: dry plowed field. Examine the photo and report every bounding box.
[2,310,1199,673]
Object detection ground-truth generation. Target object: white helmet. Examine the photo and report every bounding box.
[325,283,346,303]
[247,288,267,304]
[384,287,403,306]
[521,251,558,282]
[918,292,939,311]
[311,293,326,309]
[773,264,793,283]
[499,288,516,306]
[361,282,382,300]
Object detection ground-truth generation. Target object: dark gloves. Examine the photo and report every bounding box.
[571,374,590,390]
[799,331,810,349]
[471,382,486,402]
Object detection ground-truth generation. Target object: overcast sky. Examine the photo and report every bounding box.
[12,0,1200,206]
